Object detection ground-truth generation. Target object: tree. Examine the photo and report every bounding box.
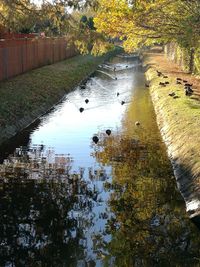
[94,0,200,53]
[0,0,38,32]
[68,8,114,55]
[0,0,99,34]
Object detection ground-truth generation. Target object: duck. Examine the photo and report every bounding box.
[185,83,193,87]
[121,101,125,105]
[156,70,162,77]
[169,92,175,97]
[92,136,99,144]
[159,82,166,87]
[185,86,193,93]
[117,92,120,97]
[176,81,182,85]
[106,129,111,136]
[85,99,89,104]
[79,107,84,113]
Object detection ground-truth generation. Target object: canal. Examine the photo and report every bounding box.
[0,55,200,267]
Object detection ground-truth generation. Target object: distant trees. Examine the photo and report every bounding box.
[94,0,200,53]
[0,0,98,35]
[0,0,37,33]
[0,0,112,55]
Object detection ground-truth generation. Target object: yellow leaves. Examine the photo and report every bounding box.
[94,0,200,52]
[91,40,114,56]
[74,40,89,55]
[94,0,130,35]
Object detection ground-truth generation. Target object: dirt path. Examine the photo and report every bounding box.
[144,47,200,100]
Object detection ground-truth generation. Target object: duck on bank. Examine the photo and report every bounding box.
[143,47,200,220]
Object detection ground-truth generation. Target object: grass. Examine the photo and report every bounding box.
[144,54,200,189]
[0,48,121,144]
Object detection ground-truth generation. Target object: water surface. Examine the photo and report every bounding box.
[0,55,200,267]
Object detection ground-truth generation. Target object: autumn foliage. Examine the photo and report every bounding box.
[94,0,200,53]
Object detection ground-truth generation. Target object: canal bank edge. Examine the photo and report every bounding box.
[143,49,200,219]
[0,48,121,147]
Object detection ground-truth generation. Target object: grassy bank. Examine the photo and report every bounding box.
[0,48,121,145]
[144,48,200,217]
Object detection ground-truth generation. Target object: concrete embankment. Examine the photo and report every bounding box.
[143,48,200,219]
[0,49,120,146]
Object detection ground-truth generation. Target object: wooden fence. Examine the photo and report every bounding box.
[0,37,77,81]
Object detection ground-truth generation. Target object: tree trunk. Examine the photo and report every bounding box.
[189,48,195,73]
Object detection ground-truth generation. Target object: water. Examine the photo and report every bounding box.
[0,55,200,266]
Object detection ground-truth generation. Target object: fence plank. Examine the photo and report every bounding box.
[0,37,76,81]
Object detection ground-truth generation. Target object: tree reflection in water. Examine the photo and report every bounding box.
[0,146,110,267]
[92,129,200,266]
[1,134,200,266]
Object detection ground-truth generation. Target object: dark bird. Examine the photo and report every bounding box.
[121,101,125,105]
[92,136,99,144]
[145,83,149,87]
[176,78,182,81]
[173,95,179,99]
[185,83,193,87]
[135,121,140,126]
[80,85,86,89]
[85,99,89,104]
[106,129,111,136]
[176,81,182,85]
[157,70,162,77]
[185,87,193,94]
[163,76,168,79]
[169,92,175,97]
[79,107,84,113]
[115,77,118,80]
[186,87,193,92]
[126,65,128,68]
[117,92,120,96]
[159,82,166,87]
[165,81,169,85]
[185,89,192,96]
[183,80,188,83]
